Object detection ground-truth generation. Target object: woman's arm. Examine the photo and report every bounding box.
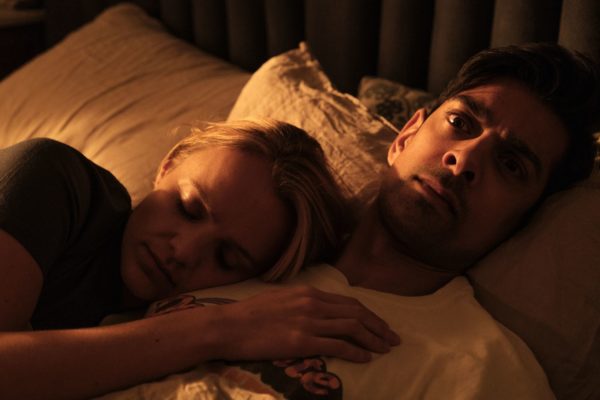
[1,290,399,400]
[0,230,399,400]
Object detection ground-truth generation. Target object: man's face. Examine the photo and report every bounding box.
[120,147,292,302]
[378,79,568,271]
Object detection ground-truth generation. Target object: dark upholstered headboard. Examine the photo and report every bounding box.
[45,0,600,95]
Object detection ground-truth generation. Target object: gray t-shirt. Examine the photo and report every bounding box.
[0,138,131,329]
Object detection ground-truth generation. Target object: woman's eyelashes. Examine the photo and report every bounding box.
[176,196,205,221]
[176,179,209,221]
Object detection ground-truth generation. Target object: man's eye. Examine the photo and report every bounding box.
[499,153,527,179]
[447,113,469,131]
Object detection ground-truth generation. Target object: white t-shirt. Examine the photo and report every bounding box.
[100,265,555,400]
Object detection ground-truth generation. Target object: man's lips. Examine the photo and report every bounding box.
[415,176,460,217]
[143,244,175,287]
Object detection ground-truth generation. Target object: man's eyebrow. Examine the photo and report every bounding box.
[453,94,494,122]
[453,94,543,178]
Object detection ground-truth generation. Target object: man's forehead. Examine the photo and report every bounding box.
[448,81,527,111]
[447,93,493,121]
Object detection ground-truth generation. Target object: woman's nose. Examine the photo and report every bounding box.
[168,223,217,270]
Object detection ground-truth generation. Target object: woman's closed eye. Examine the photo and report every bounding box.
[176,197,206,221]
[176,178,210,221]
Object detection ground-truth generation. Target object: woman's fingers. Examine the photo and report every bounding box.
[309,318,391,354]
[289,286,401,347]
[316,301,401,346]
[219,286,401,362]
[307,337,374,363]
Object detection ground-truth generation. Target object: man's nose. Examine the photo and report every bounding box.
[442,138,490,185]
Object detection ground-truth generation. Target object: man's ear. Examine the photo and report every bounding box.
[387,108,427,165]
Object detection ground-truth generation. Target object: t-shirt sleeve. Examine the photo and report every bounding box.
[0,138,131,275]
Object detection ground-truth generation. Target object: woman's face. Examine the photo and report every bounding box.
[120,147,292,302]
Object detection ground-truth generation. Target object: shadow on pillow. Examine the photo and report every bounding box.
[358,76,435,130]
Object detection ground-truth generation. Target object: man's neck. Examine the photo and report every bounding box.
[335,204,458,296]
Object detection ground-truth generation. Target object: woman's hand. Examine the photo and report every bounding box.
[205,285,401,363]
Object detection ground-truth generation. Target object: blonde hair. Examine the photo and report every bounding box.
[157,118,352,281]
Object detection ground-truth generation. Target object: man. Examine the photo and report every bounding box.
[104,43,600,399]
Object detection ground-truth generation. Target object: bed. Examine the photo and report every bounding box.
[1,1,599,399]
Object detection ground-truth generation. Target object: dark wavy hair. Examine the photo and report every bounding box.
[427,43,600,196]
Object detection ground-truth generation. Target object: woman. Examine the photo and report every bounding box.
[0,119,399,399]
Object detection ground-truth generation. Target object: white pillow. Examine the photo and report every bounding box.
[467,176,600,399]
[0,3,250,205]
[228,43,600,399]
[228,43,398,202]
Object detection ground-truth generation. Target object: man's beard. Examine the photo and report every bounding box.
[376,167,467,269]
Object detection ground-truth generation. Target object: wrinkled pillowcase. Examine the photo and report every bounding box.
[228,42,398,202]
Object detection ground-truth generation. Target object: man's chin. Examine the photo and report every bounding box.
[376,198,475,273]
[378,191,445,242]
[418,250,474,273]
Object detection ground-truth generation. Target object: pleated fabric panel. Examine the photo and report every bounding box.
[305,0,380,94]
[160,0,193,40]
[190,0,228,60]
[48,0,600,94]
[491,0,562,46]
[225,0,268,70]
[378,0,434,90]
[264,0,304,57]
[427,0,495,94]
[559,0,600,63]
